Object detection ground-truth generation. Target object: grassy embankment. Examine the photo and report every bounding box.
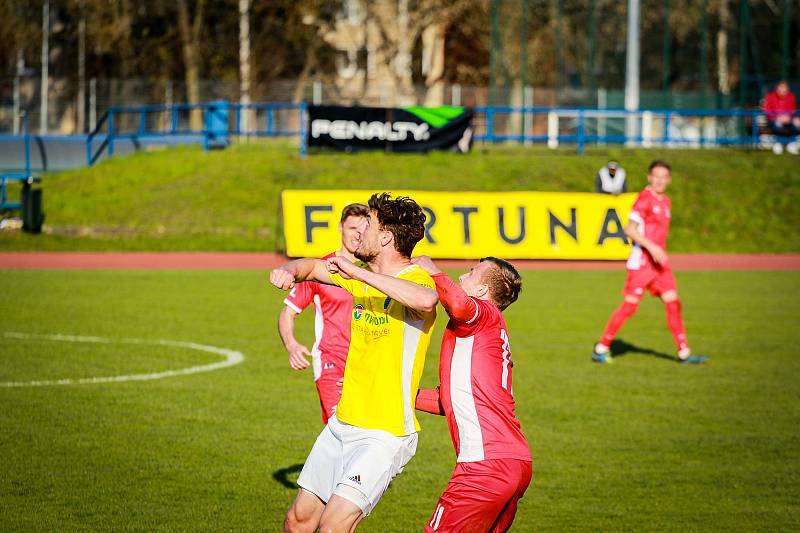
[1,142,798,252]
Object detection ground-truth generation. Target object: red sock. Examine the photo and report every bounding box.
[665,299,689,351]
[600,300,639,347]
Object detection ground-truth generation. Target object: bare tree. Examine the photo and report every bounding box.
[177,0,205,129]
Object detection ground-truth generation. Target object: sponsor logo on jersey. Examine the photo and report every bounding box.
[348,474,361,485]
[363,311,388,326]
[383,296,392,309]
[353,304,364,320]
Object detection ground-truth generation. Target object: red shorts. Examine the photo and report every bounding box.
[425,458,533,533]
[315,372,343,425]
[624,264,677,298]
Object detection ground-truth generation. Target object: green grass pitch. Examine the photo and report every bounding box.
[1,268,798,531]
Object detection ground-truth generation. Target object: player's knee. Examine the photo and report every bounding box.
[283,506,313,533]
[621,298,640,316]
[317,523,336,533]
[623,295,641,306]
[661,290,679,303]
[282,511,299,533]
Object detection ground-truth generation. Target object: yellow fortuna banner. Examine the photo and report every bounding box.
[282,190,637,260]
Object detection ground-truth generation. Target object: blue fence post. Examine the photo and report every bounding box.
[577,110,586,155]
[486,108,494,143]
[107,111,115,157]
[171,106,178,134]
[139,109,146,135]
[235,105,241,136]
[299,102,307,158]
[202,104,209,152]
[750,110,759,146]
[663,112,671,145]
[267,107,274,135]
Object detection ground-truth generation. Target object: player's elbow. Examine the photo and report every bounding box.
[418,291,439,313]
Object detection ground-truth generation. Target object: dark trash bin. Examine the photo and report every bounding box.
[22,178,44,234]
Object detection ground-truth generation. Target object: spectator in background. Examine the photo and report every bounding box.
[595,161,628,195]
[764,80,800,155]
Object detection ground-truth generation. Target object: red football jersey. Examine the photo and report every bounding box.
[627,187,672,270]
[283,252,352,380]
[438,298,532,463]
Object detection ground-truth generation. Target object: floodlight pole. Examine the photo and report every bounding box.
[239,0,251,134]
[13,51,22,135]
[624,0,640,145]
[40,0,50,134]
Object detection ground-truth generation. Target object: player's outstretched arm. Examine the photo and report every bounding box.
[412,255,477,323]
[327,256,438,313]
[270,258,334,290]
[415,387,445,416]
[624,221,668,265]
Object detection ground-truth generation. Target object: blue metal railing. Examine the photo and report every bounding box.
[1,113,36,210]
[473,106,792,154]
[76,101,796,164]
[86,101,306,165]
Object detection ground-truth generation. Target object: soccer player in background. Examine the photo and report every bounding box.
[412,255,532,533]
[591,160,708,364]
[278,203,369,424]
[271,193,438,533]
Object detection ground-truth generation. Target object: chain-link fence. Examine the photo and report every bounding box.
[0,75,760,136]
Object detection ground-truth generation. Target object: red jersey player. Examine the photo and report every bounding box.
[592,160,708,364]
[278,203,369,423]
[411,255,532,533]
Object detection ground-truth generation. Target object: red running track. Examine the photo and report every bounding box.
[0,252,798,270]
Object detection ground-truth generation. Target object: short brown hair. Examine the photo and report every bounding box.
[480,257,522,311]
[648,160,671,173]
[340,203,369,223]
[368,192,426,258]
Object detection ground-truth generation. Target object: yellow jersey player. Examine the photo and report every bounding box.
[270,192,438,533]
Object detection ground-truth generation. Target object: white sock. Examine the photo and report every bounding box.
[594,343,610,354]
[678,347,692,360]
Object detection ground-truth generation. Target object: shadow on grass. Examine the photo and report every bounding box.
[610,339,677,363]
[273,463,304,490]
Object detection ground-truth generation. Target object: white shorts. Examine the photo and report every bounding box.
[296,413,418,516]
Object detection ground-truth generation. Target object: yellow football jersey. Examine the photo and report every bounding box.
[330,264,437,436]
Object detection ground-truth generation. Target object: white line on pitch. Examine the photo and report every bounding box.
[0,332,245,388]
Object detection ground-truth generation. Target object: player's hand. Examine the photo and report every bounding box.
[287,343,311,370]
[649,245,668,265]
[326,256,362,280]
[410,255,441,275]
[270,267,296,290]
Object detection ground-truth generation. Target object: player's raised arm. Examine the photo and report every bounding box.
[327,256,438,313]
[412,255,478,323]
[269,258,334,290]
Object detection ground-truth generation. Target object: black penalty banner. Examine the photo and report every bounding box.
[307,105,473,153]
